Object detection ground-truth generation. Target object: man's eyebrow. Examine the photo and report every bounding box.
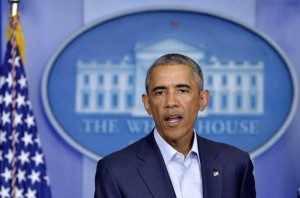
[151,85,166,92]
[176,84,191,89]
[151,84,191,92]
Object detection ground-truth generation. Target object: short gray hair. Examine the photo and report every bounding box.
[145,53,204,93]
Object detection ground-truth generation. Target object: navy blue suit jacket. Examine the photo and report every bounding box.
[95,131,256,198]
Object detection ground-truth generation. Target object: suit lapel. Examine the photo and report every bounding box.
[137,132,176,198]
[198,136,223,198]
[136,133,223,198]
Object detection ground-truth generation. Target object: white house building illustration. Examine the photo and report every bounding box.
[75,38,264,115]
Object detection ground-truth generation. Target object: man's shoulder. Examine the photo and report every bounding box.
[96,134,150,167]
[198,136,250,162]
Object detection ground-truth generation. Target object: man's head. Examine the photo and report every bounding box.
[142,53,209,151]
[145,53,204,94]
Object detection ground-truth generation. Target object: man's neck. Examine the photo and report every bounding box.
[166,133,194,158]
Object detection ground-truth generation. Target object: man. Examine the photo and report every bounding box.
[95,53,256,198]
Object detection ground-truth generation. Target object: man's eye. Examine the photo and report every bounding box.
[179,89,188,93]
[155,91,165,95]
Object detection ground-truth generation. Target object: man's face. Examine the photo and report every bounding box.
[142,64,209,146]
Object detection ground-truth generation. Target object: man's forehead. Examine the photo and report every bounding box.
[153,63,190,70]
[147,64,198,90]
[151,64,191,76]
[149,75,194,89]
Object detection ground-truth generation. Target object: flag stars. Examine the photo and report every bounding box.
[1,111,11,125]
[18,75,27,89]
[16,94,26,108]
[21,132,34,147]
[32,152,44,166]
[0,131,7,145]
[5,72,13,88]
[25,114,35,129]
[1,167,12,182]
[0,186,10,198]
[28,170,41,185]
[25,188,37,198]
[3,92,12,107]
[26,101,33,110]
[14,112,23,127]
[9,131,20,144]
[0,76,5,88]
[1,22,51,197]
[17,169,26,184]
[8,56,21,67]
[18,150,30,165]
[34,137,41,148]
[44,175,51,186]
[5,149,14,163]
[15,187,24,198]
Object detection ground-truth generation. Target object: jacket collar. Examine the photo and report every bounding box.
[136,131,223,198]
[198,136,223,198]
[137,132,177,198]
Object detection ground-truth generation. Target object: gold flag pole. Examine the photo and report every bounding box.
[10,0,20,16]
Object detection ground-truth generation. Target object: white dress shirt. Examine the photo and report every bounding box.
[154,129,203,198]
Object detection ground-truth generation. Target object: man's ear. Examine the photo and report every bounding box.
[142,94,152,115]
[199,90,210,112]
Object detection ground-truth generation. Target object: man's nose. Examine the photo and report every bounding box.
[166,92,179,108]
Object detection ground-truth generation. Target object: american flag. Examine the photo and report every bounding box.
[0,14,52,198]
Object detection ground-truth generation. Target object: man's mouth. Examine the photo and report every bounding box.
[164,115,183,126]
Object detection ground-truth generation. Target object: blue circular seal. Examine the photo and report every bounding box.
[42,8,298,160]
